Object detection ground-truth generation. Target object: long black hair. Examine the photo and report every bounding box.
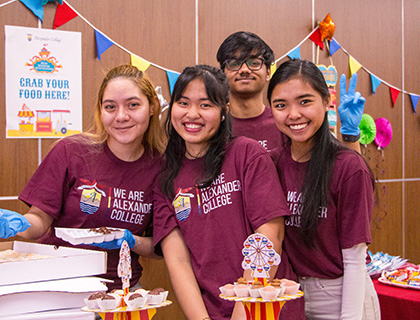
[160,65,232,199]
[268,59,371,247]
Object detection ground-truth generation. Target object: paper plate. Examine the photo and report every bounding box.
[55,227,125,245]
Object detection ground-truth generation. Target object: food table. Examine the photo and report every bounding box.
[373,278,420,320]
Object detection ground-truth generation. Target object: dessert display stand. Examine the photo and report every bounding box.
[82,241,171,320]
[220,289,304,320]
[220,233,304,320]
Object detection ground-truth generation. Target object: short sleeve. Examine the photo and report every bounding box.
[152,181,178,246]
[19,140,70,219]
[242,148,290,231]
[336,160,374,249]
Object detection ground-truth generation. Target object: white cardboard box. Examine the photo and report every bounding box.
[0,241,107,286]
[0,277,108,317]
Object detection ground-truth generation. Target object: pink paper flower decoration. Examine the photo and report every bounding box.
[374,118,393,149]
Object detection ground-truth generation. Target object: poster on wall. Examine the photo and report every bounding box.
[5,25,82,138]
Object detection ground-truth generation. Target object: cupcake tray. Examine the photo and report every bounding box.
[55,227,125,245]
[81,300,172,313]
[219,290,304,303]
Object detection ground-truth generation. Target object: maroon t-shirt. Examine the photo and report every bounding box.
[231,106,286,151]
[19,136,162,290]
[153,137,291,320]
[271,143,374,279]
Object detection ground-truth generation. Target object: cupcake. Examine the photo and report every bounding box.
[234,284,250,297]
[259,285,280,300]
[249,281,263,298]
[108,292,123,307]
[236,277,248,285]
[126,293,147,309]
[110,289,124,296]
[147,287,168,305]
[134,288,149,297]
[98,294,119,310]
[281,279,300,295]
[85,291,106,309]
[271,279,286,297]
[219,283,235,297]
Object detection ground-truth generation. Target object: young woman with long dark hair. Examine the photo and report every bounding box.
[153,65,293,320]
[268,59,380,319]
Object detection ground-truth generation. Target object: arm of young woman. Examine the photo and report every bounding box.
[161,227,210,320]
[341,242,368,320]
[131,235,162,259]
[18,206,54,240]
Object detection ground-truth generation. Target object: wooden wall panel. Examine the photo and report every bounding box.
[369,182,403,256]
[404,0,420,179]
[405,181,420,264]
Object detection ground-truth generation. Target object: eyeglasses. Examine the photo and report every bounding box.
[224,58,265,71]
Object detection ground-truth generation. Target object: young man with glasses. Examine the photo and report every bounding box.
[217,31,285,151]
[216,31,362,152]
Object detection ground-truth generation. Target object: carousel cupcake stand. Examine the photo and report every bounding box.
[82,241,171,320]
[219,233,304,320]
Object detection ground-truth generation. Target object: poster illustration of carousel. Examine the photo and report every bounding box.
[5,25,82,138]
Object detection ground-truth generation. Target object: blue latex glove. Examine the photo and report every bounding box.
[338,73,366,135]
[0,209,31,238]
[87,229,136,250]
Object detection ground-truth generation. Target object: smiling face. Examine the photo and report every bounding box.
[101,77,153,157]
[171,78,223,157]
[224,52,271,98]
[270,77,329,155]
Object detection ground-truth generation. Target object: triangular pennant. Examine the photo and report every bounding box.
[309,28,324,50]
[270,63,277,79]
[349,56,361,75]
[53,2,78,29]
[410,94,419,113]
[287,46,301,60]
[166,70,180,95]
[130,54,151,72]
[20,0,44,21]
[370,74,381,95]
[329,38,341,56]
[95,30,114,60]
[390,87,400,106]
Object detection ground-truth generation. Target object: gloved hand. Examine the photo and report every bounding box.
[338,73,366,135]
[87,229,136,250]
[0,209,31,238]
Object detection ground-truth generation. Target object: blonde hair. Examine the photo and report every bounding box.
[83,65,166,155]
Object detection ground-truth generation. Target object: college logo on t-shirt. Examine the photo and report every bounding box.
[78,179,107,215]
[172,187,195,221]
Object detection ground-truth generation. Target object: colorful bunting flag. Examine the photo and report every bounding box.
[53,1,78,29]
[370,74,381,95]
[270,63,277,79]
[410,94,419,113]
[95,30,114,60]
[166,70,180,95]
[309,28,324,50]
[329,38,341,56]
[130,54,150,72]
[20,0,44,21]
[390,87,400,106]
[287,46,301,60]
[349,56,361,75]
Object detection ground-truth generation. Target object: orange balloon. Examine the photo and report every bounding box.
[319,13,336,41]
